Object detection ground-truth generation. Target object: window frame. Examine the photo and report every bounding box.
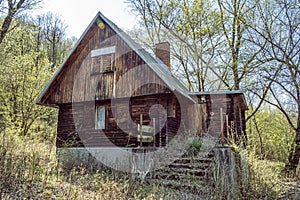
[91,46,116,75]
[95,106,106,130]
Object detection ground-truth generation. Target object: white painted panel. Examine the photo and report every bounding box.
[91,46,116,57]
[57,147,133,172]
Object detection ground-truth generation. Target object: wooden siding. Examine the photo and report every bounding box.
[40,19,169,106]
[56,94,183,148]
[57,104,84,147]
[195,94,246,142]
[56,93,246,148]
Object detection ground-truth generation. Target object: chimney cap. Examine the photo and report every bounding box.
[155,41,170,50]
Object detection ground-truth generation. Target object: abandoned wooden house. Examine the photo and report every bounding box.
[36,12,247,168]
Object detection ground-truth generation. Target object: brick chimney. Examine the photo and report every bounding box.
[155,42,170,70]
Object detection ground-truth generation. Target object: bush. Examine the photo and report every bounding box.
[186,138,202,156]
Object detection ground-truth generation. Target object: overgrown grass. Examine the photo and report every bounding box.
[1,130,298,199]
[241,150,300,199]
[0,131,158,199]
[245,152,283,199]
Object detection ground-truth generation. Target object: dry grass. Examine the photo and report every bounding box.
[244,151,300,199]
[0,131,157,199]
[1,130,299,199]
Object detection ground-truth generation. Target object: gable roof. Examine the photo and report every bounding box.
[35,11,195,105]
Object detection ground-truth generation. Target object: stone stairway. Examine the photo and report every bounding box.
[146,151,215,195]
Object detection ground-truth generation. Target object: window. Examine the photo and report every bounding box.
[92,54,115,74]
[95,106,106,129]
[91,46,116,74]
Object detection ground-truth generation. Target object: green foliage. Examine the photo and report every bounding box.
[0,17,60,139]
[247,108,296,162]
[186,138,202,156]
[0,130,57,198]
[245,152,286,199]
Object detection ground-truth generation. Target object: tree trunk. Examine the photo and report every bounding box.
[0,0,26,44]
[284,113,300,175]
[0,10,14,44]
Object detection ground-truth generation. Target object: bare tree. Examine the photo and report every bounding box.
[126,0,225,91]
[248,0,300,175]
[0,0,42,44]
[216,0,268,90]
[35,12,68,70]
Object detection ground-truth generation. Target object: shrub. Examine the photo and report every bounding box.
[186,138,202,156]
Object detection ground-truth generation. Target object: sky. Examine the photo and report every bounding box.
[37,0,138,38]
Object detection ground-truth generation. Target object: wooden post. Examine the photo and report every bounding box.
[226,114,229,140]
[153,118,156,147]
[140,114,143,147]
[113,66,116,97]
[220,108,224,146]
[166,118,168,146]
[158,97,161,147]
[239,108,243,135]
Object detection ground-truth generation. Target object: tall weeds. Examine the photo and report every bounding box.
[1,129,298,199]
[0,131,153,199]
[0,130,56,198]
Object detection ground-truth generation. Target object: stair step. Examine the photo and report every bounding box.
[154,168,208,178]
[198,152,214,158]
[147,179,211,195]
[146,149,215,195]
[168,163,211,170]
[152,172,205,180]
[173,157,214,164]
[168,163,193,169]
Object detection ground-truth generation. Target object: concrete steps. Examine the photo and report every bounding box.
[146,150,215,194]
[147,178,211,196]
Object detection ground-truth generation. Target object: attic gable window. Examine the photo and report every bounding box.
[91,46,116,74]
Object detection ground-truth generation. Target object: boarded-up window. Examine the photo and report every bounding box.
[95,106,106,129]
[92,54,115,74]
[91,46,116,74]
